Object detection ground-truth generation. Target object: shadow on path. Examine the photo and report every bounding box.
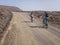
[29,26,43,28]
[22,21,31,23]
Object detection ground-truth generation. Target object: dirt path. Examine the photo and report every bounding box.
[2,12,60,45]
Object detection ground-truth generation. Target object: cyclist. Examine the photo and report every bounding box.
[30,11,34,22]
[43,12,48,28]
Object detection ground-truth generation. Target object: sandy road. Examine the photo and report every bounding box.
[3,12,60,45]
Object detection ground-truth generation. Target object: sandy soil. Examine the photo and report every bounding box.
[2,12,60,45]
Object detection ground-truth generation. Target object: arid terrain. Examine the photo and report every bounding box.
[0,5,60,45]
[33,11,60,25]
[0,5,22,43]
[0,5,22,12]
[0,12,59,45]
[0,8,13,41]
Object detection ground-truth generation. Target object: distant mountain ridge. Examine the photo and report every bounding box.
[0,5,22,12]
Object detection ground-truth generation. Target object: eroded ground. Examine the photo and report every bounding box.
[2,12,60,45]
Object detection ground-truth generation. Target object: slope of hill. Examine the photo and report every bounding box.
[31,11,60,25]
[0,8,13,41]
[0,5,22,12]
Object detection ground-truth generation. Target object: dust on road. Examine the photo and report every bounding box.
[2,12,60,45]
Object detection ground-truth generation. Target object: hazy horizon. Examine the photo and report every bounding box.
[0,0,60,11]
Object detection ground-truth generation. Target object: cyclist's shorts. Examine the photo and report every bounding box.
[45,20,48,24]
[45,17,48,21]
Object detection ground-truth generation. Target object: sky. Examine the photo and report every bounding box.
[0,0,60,11]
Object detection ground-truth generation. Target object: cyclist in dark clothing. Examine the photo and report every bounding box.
[43,12,49,28]
[30,12,34,22]
[45,12,48,17]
